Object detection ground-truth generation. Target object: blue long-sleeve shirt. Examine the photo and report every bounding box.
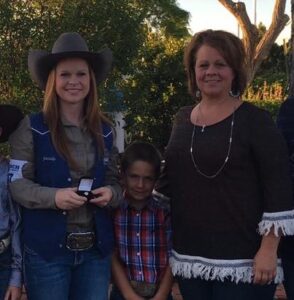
[277,97,294,260]
[0,157,22,287]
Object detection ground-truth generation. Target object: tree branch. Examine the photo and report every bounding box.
[218,0,259,51]
[254,0,289,69]
[218,0,289,84]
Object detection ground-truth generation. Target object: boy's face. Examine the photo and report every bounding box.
[124,160,156,202]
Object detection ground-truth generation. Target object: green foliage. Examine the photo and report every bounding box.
[0,0,42,113]
[253,42,288,99]
[122,32,192,151]
[244,81,285,101]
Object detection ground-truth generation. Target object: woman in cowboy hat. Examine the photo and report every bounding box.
[8,32,122,300]
[0,104,23,300]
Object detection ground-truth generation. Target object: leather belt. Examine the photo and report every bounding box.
[0,235,11,254]
[66,232,95,251]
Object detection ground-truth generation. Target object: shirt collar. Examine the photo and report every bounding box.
[122,195,156,212]
[60,115,86,130]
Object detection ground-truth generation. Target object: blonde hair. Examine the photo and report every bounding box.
[43,62,112,170]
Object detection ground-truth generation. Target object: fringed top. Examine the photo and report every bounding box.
[157,102,294,283]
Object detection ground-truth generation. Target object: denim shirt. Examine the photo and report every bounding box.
[277,96,294,259]
[0,157,22,287]
[277,97,294,181]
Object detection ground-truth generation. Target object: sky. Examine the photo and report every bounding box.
[177,0,291,45]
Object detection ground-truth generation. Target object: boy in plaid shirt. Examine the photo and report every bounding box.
[111,141,172,300]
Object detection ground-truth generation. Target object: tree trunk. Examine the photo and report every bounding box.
[218,0,289,86]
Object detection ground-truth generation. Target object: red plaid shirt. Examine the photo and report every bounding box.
[113,196,172,284]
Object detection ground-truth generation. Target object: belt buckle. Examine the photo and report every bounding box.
[66,232,95,251]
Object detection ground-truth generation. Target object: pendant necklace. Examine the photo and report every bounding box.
[198,104,206,133]
[190,107,235,179]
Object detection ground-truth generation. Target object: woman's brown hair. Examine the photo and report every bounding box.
[183,29,247,100]
[43,61,112,170]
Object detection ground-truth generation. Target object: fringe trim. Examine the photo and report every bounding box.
[170,250,283,284]
[258,210,294,236]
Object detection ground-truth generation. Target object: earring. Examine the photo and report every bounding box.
[195,90,201,99]
[229,90,240,98]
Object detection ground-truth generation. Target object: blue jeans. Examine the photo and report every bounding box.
[24,245,111,300]
[177,277,276,300]
[0,248,11,300]
[282,258,294,300]
[110,284,173,300]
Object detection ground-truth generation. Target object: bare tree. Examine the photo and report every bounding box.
[219,0,289,85]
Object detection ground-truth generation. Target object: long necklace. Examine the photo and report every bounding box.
[190,108,235,179]
[198,103,206,132]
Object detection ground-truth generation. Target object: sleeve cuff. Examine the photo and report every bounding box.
[106,185,122,208]
[258,209,294,236]
[9,269,22,288]
[50,188,59,209]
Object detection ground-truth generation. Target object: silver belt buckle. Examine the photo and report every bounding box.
[66,232,95,251]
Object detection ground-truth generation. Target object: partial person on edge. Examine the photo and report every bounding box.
[0,104,23,300]
[277,96,294,300]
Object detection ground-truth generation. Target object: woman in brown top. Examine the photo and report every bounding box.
[156,29,294,300]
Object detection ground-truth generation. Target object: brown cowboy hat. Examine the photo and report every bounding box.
[28,32,113,90]
[0,105,24,143]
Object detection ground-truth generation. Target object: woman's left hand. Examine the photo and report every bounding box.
[253,244,277,285]
[89,186,113,207]
[4,286,22,300]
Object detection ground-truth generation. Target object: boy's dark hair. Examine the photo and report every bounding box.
[121,141,162,179]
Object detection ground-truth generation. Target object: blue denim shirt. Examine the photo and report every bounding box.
[277,96,294,260]
[277,97,294,191]
[0,157,22,287]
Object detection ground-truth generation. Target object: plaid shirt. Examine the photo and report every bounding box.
[113,195,172,284]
